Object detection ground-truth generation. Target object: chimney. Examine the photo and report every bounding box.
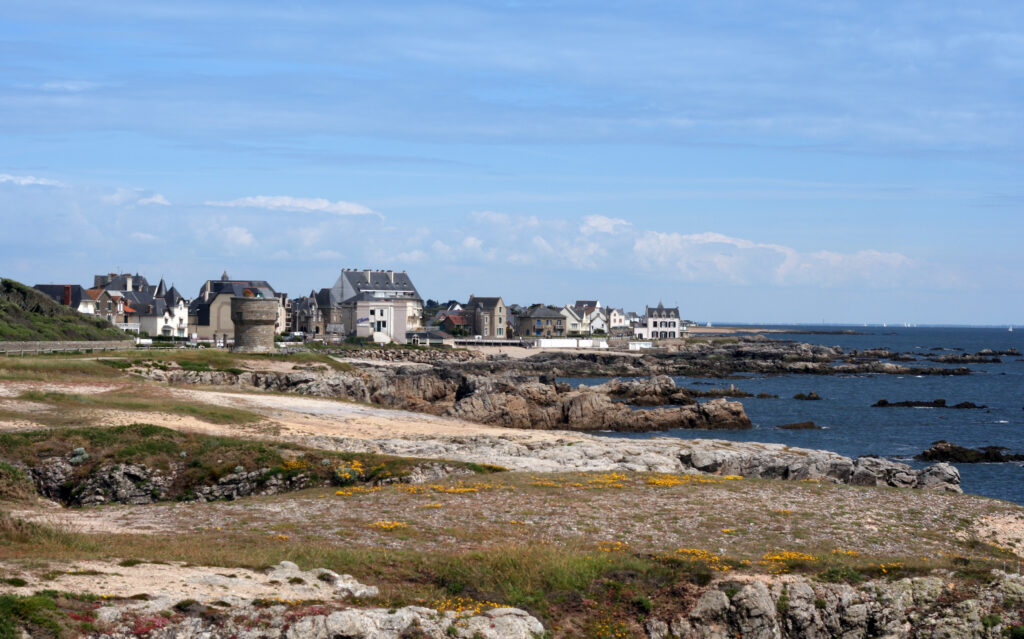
[125,275,133,291]
[364,269,371,280]
[63,285,72,306]
[387,270,395,284]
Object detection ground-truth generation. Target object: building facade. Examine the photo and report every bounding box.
[633,303,682,339]
[188,273,284,341]
[465,295,507,338]
[330,269,423,344]
[518,306,567,337]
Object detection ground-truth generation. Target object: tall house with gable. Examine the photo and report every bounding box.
[330,269,423,344]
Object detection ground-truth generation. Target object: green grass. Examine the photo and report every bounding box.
[0,358,128,382]
[0,592,64,639]
[0,278,130,342]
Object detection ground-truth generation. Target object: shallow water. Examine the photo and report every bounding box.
[563,326,1024,504]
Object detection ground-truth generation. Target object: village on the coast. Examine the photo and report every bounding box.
[32,268,693,349]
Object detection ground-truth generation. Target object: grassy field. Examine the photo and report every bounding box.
[0,349,353,383]
[0,279,130,342]
[1,468,1019,638]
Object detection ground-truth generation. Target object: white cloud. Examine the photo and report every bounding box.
[470,210,540,227]
[462,236,483,250]
[206,195,376,217]
[531,236,554,253]
[396,249,428,262]
[137,193,170,206]
[313,249,343,260]
[580,215,631,236]
[0,173,66,187]
[632,231,913,287]
[130,232,158,242]
[102,188,141,205]
[222,226,255,248]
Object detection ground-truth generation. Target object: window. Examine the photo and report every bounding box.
[498,327,503,336]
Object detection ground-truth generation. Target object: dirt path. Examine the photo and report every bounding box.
[165,387,572,443]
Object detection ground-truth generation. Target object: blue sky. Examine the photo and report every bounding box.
[2,1,1022,324]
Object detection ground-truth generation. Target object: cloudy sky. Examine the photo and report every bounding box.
[2,1,1022,324]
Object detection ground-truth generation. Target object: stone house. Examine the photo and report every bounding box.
[465,295,507,338]
[518,306,567,338]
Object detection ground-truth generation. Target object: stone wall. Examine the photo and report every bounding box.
[230,297,279,353]
[0,340,133,354]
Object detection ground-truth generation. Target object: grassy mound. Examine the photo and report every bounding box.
[0,278,129,342]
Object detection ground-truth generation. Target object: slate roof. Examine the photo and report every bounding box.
[525,306,564,319]
[33,284,90,308]
[94,273,153,294]
[646,302,680,319]
[330,269,420,304]
[165,287,184,307]
[467,296,503,310]
[190,275,278,327]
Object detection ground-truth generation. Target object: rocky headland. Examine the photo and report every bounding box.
[873,398,988,409]
[917,440,1024,464]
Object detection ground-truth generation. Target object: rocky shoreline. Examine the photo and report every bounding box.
[289,431,962,492]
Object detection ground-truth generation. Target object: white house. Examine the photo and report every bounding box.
[587,307,608,333]
[633,303,682,339]
[607,308,629,329]
[137,285,190,338]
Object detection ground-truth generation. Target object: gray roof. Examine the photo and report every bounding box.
[165,286,184,307]
[33,284,92,308]
[467,296,503,310]
[331,269,420,304]
[190,277,278,326]
[646,303,680,319]
[525,306,564,319]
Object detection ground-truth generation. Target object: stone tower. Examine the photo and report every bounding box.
[230,297,278,353]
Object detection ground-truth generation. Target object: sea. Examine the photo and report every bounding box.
[563,326,1024,505]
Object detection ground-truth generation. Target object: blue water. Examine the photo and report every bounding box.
[565,326,1024,504]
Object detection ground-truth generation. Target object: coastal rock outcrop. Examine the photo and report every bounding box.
[917,440,1024,463]
[873,398,987,409]
[444,374,752,431]
[301,433,961,492]
[646,571,1024,639]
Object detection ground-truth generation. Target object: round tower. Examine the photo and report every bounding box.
[230,297,278,353]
